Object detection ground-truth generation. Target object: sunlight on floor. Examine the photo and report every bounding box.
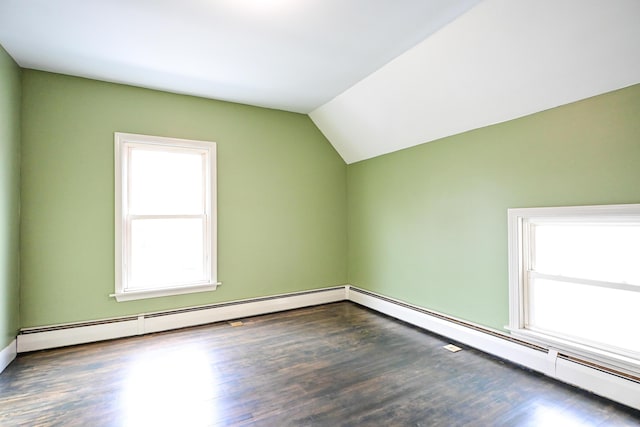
[120,345,219,427]
[528,402,588,427]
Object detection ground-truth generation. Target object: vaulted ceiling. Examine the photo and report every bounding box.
[1,0,639,163]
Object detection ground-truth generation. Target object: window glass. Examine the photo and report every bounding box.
[529,277,640,353]
[130,148,204,215]
[534,223,640,285]
[130,218,205,289]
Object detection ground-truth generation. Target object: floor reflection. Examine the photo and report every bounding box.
[521,401,591,427]
[120,344,219,427]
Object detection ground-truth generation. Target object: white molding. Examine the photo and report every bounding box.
[143,287,346,334]
[507,211,524,331]
[348,286,640,410]
[17,286,347,353]
[18,319,140,353]
[508,203,640,219]
[510,328,640,375]
[556,357,640,410]
[111,282,220,302]
[0,339,17,374]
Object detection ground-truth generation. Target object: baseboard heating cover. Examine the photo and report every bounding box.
[347,286,640,411]
[16,286,347,353]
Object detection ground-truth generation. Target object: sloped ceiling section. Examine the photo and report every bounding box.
[310,0,640,164]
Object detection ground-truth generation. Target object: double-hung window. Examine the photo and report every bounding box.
[508,204,640,374]
[114,133,218,301]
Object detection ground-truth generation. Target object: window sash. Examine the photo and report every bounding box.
[125,215,210,291]
[126,144,208,216]
[529,221,640,285]
[524,271,640,358]
[527,271,640,294]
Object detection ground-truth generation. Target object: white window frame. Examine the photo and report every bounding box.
[114,132,218,302]
[507,203,640,374]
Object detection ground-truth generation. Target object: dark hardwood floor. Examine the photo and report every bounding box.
[0,302,639,426]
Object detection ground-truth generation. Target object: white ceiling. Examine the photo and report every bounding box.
[0,0,481,113]
[1,0,639,164]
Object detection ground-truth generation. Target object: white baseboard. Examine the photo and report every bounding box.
[555,357,640,409]
[18,318,140,353]
[0,339,17,374]
[17,286,347,353]
[348,286,640,411]
[143,286,346,334]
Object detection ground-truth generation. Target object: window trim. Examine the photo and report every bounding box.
[507,203,640,375]
[114,132,219,302]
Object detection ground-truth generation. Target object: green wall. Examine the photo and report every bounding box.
[0,45,21,348]
[11,66,640,335]
[20,70,347,327]
[347,84,640,331]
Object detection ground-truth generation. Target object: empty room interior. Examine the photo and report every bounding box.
[1,0,640,425]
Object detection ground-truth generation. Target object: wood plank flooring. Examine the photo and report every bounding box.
[0,302,639,426]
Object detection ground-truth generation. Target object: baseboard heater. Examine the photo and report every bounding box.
[12,284,640,410]
[17,286,347,353]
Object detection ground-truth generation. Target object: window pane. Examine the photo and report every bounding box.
[529,278,640,354]
[130,148,204,215]
[130,218,206,289]
[534,223,640,285]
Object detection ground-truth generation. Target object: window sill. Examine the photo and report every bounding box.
[508,327,640,376]
[111,282,221,302]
